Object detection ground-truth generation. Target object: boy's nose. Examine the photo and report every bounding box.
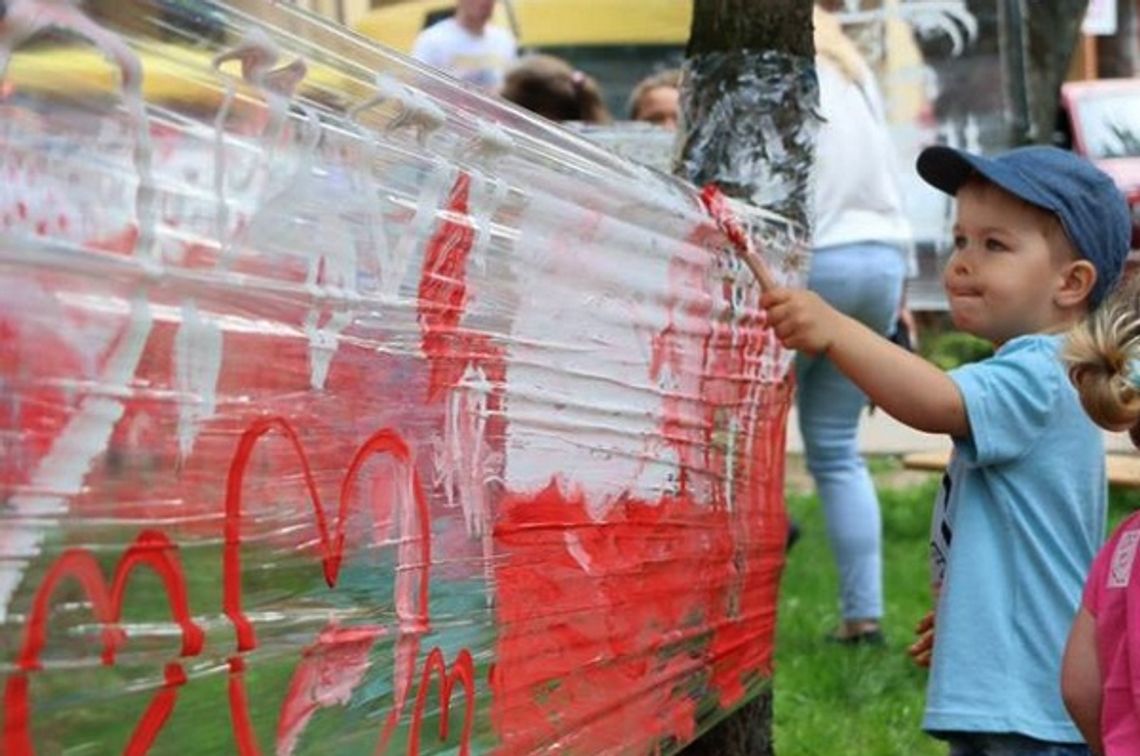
[944,251,970,283]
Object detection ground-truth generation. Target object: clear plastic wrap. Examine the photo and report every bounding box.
[0,1,806,753]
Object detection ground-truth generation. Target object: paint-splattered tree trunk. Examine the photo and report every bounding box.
[676,0,817,230]
[674,1,817,754]
[1002,0,1090,145]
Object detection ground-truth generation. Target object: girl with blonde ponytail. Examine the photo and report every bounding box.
[1061,274,1140,755]
[1064,275,1140,435]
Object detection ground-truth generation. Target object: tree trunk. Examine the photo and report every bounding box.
[675,2,816,755]
[683,681,775,756]
[675,0,817,229]
[1002,0,1090,145]
[687,0,813,56]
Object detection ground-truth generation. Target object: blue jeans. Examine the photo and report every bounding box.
[795,241,907,622]
[946,733,1091,755]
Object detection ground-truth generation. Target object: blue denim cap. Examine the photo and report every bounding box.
[917,145,1131,308]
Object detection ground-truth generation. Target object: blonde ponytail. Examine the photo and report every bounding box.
[1064,276,1140,433]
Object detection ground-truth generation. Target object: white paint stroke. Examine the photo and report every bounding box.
[173,299,223,460]
[0,292,154,622]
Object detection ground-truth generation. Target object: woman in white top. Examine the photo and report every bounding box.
[800,7,914,644]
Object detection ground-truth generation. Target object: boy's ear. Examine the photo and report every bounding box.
[1055,259,1097,308]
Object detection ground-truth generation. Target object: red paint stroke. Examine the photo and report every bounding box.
[3,530,203,755]
[648,230,789,709]
[15,530,202,671]
[650,215,775,506]
[0,283,126,492]
[412,170,510,598]
[222,416,430,651]
[415,171,507,410]
[2,675,30,756]
[409,647,475,756]
[692,381,788,707]
[649,251,716,495]
[491,376,790,752]
[276,622,385,756]
[86,225,139,256]
[491,481,725,753]
[227,657,260,756]
[221,416,433,754]
[124,664,189,756]
[417,171,475,402]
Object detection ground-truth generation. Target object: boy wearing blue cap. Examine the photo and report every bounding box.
[759,145,1132,754]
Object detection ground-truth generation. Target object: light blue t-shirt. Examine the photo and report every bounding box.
[923,334,1106,742]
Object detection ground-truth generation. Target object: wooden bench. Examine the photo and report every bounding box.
[901,450,1140,489]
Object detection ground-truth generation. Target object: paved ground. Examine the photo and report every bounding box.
[783,407,1135,495]
[785,406,1136,455]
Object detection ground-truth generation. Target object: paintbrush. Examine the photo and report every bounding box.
[698,184,779,293]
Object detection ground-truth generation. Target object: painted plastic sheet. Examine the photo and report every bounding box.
[0,1,806,753]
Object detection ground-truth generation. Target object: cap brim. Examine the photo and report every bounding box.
[916,145,984,196]
[916,145,1055,215]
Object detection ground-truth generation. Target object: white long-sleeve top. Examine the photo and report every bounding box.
[811,57,915,259]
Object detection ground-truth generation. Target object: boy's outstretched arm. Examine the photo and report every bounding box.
[761,287,969,437]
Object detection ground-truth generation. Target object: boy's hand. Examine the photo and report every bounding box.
[908,610,935,668]
[760,288,841,355]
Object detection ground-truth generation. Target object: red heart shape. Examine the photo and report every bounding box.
[3,530,204,754]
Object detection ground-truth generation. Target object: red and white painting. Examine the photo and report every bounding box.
[0,1,806,753]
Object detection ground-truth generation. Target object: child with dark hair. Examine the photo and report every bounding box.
[500,54,610,124]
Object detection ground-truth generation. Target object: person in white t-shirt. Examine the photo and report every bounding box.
[411,0,517,91]
[797,6,915,646]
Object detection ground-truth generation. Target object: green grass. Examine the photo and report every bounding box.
[773,462,1140,756]
[774,473,942,756]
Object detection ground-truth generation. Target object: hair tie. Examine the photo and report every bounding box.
[570,70,585,91]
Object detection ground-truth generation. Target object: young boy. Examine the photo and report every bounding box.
[760,145,1132,753]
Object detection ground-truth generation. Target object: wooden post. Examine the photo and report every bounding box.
[1083,34,1099,79]
[1019,0,1091,143]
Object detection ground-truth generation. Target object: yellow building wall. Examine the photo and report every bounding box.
[291,0,380,27]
